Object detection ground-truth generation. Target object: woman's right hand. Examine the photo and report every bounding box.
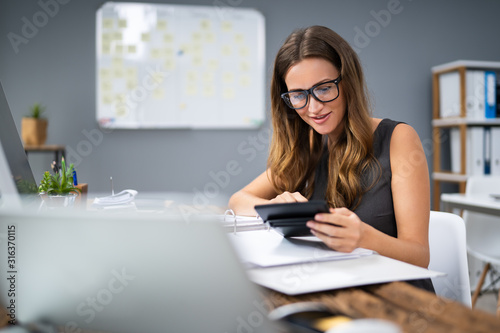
[269,191,308,204]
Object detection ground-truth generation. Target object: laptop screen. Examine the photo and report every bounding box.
[0,81,38,198]
[0,209,281,333]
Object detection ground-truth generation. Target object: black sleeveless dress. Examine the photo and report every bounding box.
[310,118,435,292]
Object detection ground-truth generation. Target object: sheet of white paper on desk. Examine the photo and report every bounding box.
[92,189,138,206]
[227,229,373,268]
[248,254,445,295]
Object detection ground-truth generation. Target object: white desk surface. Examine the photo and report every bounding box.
[441,193,500,217]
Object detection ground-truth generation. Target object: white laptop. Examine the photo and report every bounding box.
[0,208,285,333]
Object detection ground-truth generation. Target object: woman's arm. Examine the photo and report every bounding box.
[307,124,431,268]
[228,169,308,216]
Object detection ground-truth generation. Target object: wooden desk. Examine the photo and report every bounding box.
[263,281,500,333]
[441,193,500,217]
[24,144,66,163]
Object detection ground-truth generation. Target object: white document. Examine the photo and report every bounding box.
[227,229,373,268]
[247,254,444,295]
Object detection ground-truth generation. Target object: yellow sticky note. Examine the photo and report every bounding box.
[164,58,175,70]
[164,48,174,57]
[103,18,114,30]
[126,80,137,90]
[125,67,137,78]
[223,72,234,84]
[153,88,165,99]
[240,61,250,71]
[157,20,167,30]
[203,71,214,83]
[127,45,137,54]
[221,21,232,31]
[223,87,235,99]
[115,104,127,116]
[115,94,126,104]
[151,72,165,84]
[234,33,244,43]
[101,43,111,55]
[113,31,123,41]
[192,43,202,54]
[115,44,124,54]
[186,84,197,96]
[187,71,197,82]
[141,33,151,42]
[102,33,112,42]
[205,32,215,43]
[112,57,123,68]
[151,48,162,59]
[239,46,250,57]
[203,85,215,97]
[208,59,218,70]
[164,33,174,43]
[100,68,111,79]
[102,94,113,105]
[200,19,211,30]
[221,45,232,56]
[192,56,203,67]
[240,75,251,87]
[180,44,190,54]
[118,19,127,29]
[113,68,124,78]
[192,32,202,43]
[101,80,112,92]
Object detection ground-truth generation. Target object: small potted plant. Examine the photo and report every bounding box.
[38,157,81,208]
[21,102,48,146]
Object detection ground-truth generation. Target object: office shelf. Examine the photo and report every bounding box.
[431,60,500,210]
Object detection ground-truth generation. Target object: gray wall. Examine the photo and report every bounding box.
[1,0,500,207]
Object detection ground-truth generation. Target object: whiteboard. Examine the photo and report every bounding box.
[96,2,265,129]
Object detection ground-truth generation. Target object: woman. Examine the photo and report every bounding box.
[228,26,432,291]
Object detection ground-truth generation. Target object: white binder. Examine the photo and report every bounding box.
[439,71,460,118]
[491,127,500,175]
[466,127,485,175]
[450,127,461,173]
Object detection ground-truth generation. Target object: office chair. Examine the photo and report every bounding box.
[428,211,472,307]
[463,176,500,312]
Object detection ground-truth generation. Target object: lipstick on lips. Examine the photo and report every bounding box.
[310,112,331,124]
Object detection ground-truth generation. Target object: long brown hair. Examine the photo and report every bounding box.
[268,25,378,209]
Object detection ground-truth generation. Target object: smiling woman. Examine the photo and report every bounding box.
[228,26,433,292]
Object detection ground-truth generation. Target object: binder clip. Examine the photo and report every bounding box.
[224,208,238,234]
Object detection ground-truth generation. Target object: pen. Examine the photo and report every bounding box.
[110,176,114,195]
[73,169,78,186]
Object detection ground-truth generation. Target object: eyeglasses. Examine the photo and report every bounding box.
[281,75,342,110]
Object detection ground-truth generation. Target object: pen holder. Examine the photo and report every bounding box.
[75,183,88,208]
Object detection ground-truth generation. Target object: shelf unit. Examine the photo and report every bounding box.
[432,60,500,210]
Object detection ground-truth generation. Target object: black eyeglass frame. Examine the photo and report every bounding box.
[280,75,342,110]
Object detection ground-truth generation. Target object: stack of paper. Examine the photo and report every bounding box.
[227,229,373,268]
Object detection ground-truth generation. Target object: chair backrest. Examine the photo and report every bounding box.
[463,176,500,263]
[428,211,472,306]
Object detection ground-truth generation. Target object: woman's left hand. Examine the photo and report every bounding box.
[306,207,365,252]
